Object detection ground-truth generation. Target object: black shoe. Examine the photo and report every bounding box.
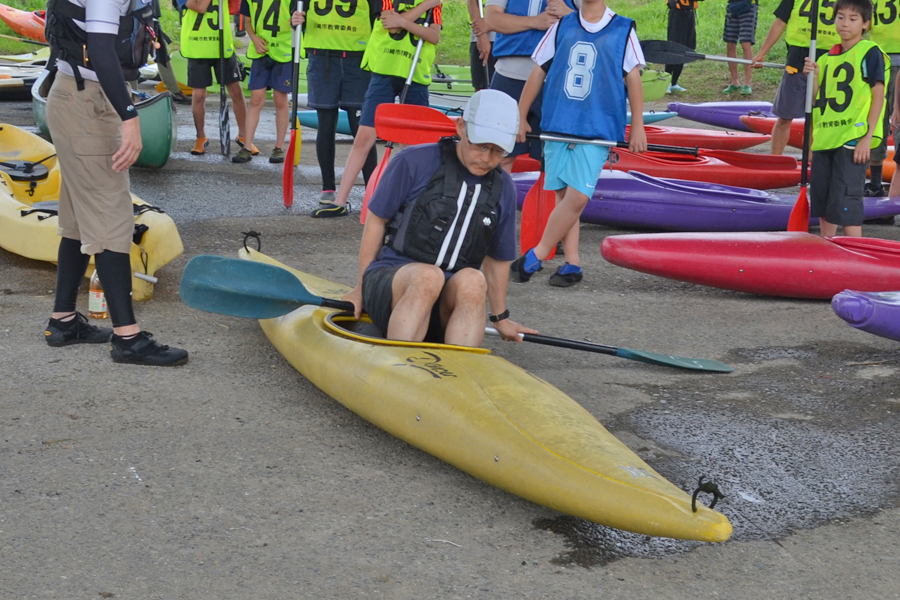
[549,267,583,287]
[509,252,542,283]
[44,312,113,347]
[232,148,253,163]
[865,182,887,197]
[311,203,350,218]
[110,331,189,366]
[170,92,192,105]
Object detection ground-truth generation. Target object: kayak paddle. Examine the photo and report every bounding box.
[217,0,230,157]
[641,40,786,70]
[283,5,303,208]
[375,104,701,156]
[485,328,733,372]
[787,0,818,232]
[0,32,47,46]
[359,9,433,225]
[180,255,354,319]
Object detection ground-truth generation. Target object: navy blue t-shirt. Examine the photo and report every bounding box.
[366,142,518,276]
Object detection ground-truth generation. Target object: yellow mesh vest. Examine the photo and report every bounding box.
[304,0,372,51]
[181,0,235,59]
[784,0,841,49]
[872,0,900,54]
[246,0,294,61]
[361,0,435,85]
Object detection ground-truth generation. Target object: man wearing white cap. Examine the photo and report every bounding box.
[342,89,536,347]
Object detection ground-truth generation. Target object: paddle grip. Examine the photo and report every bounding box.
[134,272,158,284]
[321,297,356,312]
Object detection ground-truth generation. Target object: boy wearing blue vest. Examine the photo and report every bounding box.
[232,1,304,163]
[510,0,646,286]
[485,0,574,173]
[803,0,886,237]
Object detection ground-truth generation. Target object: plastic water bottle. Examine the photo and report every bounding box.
[88,270,108,320]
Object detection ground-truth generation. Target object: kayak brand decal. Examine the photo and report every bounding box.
[617,466,657,479]
[395,352,457,379]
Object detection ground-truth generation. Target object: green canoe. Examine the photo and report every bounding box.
[31,70,177,169]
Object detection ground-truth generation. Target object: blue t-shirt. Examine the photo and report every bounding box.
[366,142,518,276]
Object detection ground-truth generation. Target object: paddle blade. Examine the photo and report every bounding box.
[375,104,457,144]
[283,131,296,207]
[180,255,320,319]
[640,40,701,66]
[616,348,733,373]
[787,185,810,232]
[219,95,230,156]
[360,148,390,225]
[294,126,302,165]
[519,173,557,259]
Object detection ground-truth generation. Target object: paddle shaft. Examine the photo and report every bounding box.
[787,0,818,231]
[0,32,47,46]
[526,133,698,156]
[686,52,783,70]
[218,0,229,156]
[641,40,784,69]
[283,6,303,207]
[487,327,618,357]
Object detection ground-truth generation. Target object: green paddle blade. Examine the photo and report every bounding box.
[179,255,323,319]
[616,348,734,373]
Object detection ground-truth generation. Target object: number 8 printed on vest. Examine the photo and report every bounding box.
[565,42,597,100]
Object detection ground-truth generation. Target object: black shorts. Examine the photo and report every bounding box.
[187,55,243,88]
[469,41,497,90]
[306,49,370,110]
[810,146,867,226]
[362,264,445,343]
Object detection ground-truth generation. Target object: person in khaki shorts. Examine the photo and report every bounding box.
[42,0,188,366]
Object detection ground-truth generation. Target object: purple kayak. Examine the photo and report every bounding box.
[832,290,900,342]
[512,170,900,232]
[667,101,774,132]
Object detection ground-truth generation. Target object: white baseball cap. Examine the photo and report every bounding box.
[463,89,520,154]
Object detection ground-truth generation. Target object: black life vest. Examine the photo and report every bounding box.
[386,139,505,273]
[45,0,158,89]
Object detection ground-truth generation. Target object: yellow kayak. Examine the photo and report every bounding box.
[0,123,60,202]
[0,125,183,301]
[239,248,732,542]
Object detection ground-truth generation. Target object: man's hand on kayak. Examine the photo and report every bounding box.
[342,285,364,319]
[494,318,537,343]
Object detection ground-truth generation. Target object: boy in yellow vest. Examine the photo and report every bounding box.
[232,0,304,163]
[179,0,249,155]
[803,0,887,237]
[866,0,900,195]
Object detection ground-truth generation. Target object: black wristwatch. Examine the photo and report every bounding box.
[489,309,510,323]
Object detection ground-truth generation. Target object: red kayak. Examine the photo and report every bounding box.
[601,232,900,299]
[625,125,769,151]
[740,114,895,150]
[0,3,46,44]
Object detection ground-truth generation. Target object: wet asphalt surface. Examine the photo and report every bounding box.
[2,91,900,597]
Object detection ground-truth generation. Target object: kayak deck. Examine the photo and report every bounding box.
[240,248,732,542]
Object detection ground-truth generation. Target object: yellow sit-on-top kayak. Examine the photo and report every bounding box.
[0,125,183,301]
[239,248,732,542]
[0,123,60,202]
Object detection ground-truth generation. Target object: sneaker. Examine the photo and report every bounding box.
[191,138,209,155]
[740,85,753,95]
[110,331,189,366]
[171,91,192,105]
[311,203,350,218]
[549,263,583,287]
[269,147,285,164]
[668,84,687,93]
[319,190,336,205]
[509,248,543,283]
[44,312,113,347]
[236,137,260,155]
[865,182,887,197]
[722,84,740,94]
[232,147,253,163]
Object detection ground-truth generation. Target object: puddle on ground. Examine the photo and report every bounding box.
[535,343,900,567]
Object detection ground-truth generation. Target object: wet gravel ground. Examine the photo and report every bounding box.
[2,94,900,598]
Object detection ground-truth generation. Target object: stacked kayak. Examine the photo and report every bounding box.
[237,248,732,542]
[511,170,900,231]
[0,63,43,101]
[606,148,803,189]
[32,70,178,169]
[0,3,46,44]
[601,232,900,299]
[0,125,183,301]
[668,101,774,131]
[740,114,896,150]
[0,123,60,202]
[0,47,50,64]
[832,290,900,342]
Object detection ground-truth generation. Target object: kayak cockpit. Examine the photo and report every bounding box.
[322,312,491,354]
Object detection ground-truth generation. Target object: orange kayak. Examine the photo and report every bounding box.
[0,3,46,44]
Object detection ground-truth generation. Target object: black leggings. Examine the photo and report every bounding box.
[316,107,378,191]
[665,8,696,86]
[54,237,136,328]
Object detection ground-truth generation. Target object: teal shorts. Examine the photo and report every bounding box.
[542,140,608,198]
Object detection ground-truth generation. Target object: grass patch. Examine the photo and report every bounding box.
[1,0,787,101]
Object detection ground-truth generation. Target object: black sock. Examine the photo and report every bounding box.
[53,237,91,313]
[870,165,883,188]
[94,251,137,328]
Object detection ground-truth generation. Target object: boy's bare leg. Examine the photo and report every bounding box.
[741,42,753,86]
[226,82,248,140]
[273,91,289,150]
[771,117,792,155]
[727,42,739,86]
[333,125,378,207]
[533,187,589,260]
[500,155,516,173]
[888,163,900,196]
[842,225,862,237]
[559,220,581,267]
[818,217,839,238]
[242,88,266,148]
[192,87,208,139]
